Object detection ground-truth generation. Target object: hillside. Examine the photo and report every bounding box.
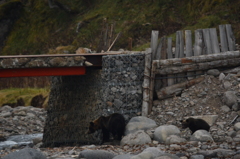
[0,0,239,55]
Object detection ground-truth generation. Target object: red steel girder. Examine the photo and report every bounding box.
[0,67,86,77]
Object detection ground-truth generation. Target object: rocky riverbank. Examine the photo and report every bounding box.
[2,67,240,158]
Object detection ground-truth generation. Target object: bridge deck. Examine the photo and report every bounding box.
[0,52,122,77]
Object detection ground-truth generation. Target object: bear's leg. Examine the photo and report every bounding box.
[101,128,110,144]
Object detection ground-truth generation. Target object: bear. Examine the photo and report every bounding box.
[87,113,126,144]
[180,117,210,134]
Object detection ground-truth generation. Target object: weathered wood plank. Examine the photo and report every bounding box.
[167,37,173,58]
[155,56,240,75]
[185,30,194,79]
[149,59,157,114]
[156,76,205,100]
[151,30,159,60]
[219,24,228,52]
[185,30,193,57]
[226,24,236,51]
[194,29,204,56]
[202,28,212,54]
[167,37,174,86]
[176,30,185,83]
[210,28,220,53]
[155,37,164,60]
[142,48,151,116]
[179,30,184,58]
[155,51,240,67]
[175,31,180,58]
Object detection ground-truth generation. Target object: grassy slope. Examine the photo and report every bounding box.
[0,88,50,108]
[0,0,239,55]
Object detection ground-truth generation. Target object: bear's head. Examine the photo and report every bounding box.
[180,118,194,129]
[86,118,102,134]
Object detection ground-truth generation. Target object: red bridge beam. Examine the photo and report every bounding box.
[0,67,86,77]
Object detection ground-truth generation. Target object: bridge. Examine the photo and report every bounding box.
[0,52,121,77]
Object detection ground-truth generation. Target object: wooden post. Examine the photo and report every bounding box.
[176,30,185,83]
[161,36,167,87]
[151,31,159,60]
[194,29,204,77]
[185,30,193,57]
[226,24,236,51]
[219,24,228,52]
[210,28,220,53]
[128,37,132,51]
[175,31,180,58]
[167,37,173,59]
[149,61,156,115]
[167,37,174,86]
[142,48,152,116]
[202,28,212,54]
[155,37,164,60]
[179,30,184,58]
[185,30,194,80]
[194,29,204,56]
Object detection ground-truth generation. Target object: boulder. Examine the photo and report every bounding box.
[125,116,157,135]
[113,154,134,159]
[120,130,151,146]
[153,125,180,143]
[165,135,187,144]
[2,148,46,159]
[190,130,213,142]
[78,149,116,159]
[222,91,238,108]
[234,122,240,131]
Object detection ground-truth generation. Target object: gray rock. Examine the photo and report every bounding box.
[153,125,180,143]
[219,73,226,80]
[125,116,157,135]
[207,69,220,76]
[120,130,151,146]
[0,112,12,117]
[223,81,232,89]
[189,155,204,159]
[155,153,180,159]
[222,91,238,108]
[0,141,18,150]
[143,147,165,158]
[113,154,134,159]
[7,133,42,144]
[234,122,240,131]
[190,130,213,142]
[221,105,230,112]
[2,148,46,159]
[78,149,116,159]
[130,151,153,159]
[165,135,187,144]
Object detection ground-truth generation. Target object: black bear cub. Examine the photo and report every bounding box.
[180,117,210,134]
[87,113,125,144]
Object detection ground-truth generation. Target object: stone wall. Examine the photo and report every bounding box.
[42,53,145,146]
[101,53,145,120]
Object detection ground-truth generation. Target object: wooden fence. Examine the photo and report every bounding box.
[142,24,238,116]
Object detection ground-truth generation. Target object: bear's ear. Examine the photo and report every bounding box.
[90,122,94,126]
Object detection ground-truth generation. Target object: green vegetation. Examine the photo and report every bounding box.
[0,0,239,54]
[0,87,50,108]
